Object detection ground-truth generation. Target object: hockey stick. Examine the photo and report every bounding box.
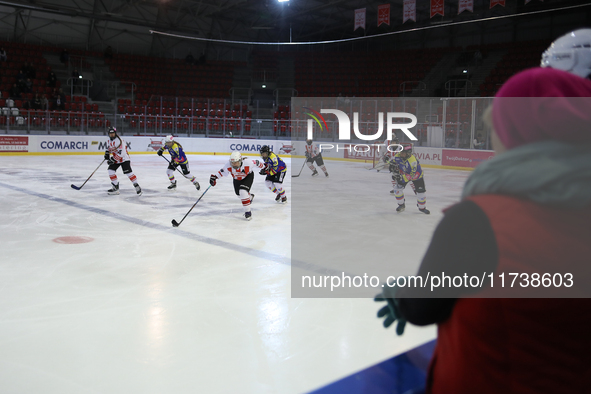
[71,159,106,190]
[161,154,201,190]
[171,185,212,227]
[161,155,185,176]
[291,160,307,178]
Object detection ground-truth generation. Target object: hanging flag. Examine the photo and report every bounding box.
[459,0,473,14]
[490,0,505,8]
[403,0,416,23]
[378,4,390,27]
[354,8,366,30]
[431,0,444,17]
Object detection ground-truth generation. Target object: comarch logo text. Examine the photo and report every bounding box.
[230,143,273,152]
[303,107,418,141]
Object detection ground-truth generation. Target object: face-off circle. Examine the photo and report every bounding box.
[52,236,94,244]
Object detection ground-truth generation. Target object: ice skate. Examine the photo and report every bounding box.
[418,205,430,215]
[244,211,252,221]
[325,172,329,177]
[311,169,319,177]
[281,196,287,204]
[168,181,177,190]
[396,203,405,213]
[275,194,282,202]
[194,181,201,191]
[134,183,142,196]
[107,183,120,195]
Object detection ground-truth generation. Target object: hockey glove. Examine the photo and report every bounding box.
[305,152,311,159]
[393,174,403,184]
[259,168,267,176]
[375,283,407,336]
[107,158,116,165]
[209,174,218,186]
[104,151,110,161]
[169,160,178,169]
[157,149,163,156]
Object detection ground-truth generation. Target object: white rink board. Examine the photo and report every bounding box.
[2,135,450,168]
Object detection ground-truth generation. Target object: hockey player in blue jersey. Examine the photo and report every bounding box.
[157,135,201,191]
[259,145,287,204]
[390,144,429,214]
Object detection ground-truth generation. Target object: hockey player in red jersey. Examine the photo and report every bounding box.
[209,151,265,220]
[305,139,329,177]
[104,127,142,196]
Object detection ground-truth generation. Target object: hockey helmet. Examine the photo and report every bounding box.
[165,135,174,145]
[108,126,117,141]
[306,139,313,145]
[230,151,242,168]
[541,29,591,78]
[399,144,413,158]
[260,145,271,157]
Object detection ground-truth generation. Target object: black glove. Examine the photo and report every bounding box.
[393,174,403,183]
[209,174,218,186]
[157,149,163,156]
[305,152,311,159]
[104,151,109,160]
[374,282,408,336]
[169,160,178,168]
[259,168,267,176]
[107,158,116,165]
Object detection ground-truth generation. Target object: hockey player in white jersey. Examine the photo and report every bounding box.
[104,127,142,195]
[304,139,329,177]
[209,151,265,220]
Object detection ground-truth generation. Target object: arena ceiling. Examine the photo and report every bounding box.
[0,0,588,55]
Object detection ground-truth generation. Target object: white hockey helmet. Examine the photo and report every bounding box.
[541,29,591,78]
[164,135,174,144]
[230,151,242,168]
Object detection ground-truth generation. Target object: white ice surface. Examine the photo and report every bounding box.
[0,154,469,394]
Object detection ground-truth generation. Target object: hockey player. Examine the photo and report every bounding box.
[157,135,201,191]
[305,139,329,177]
[209,151,265,221]
[259,145,287,204]
[104,127,142,196]
[391,145,429,214]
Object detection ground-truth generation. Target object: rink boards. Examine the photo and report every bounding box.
[0,135,494,169]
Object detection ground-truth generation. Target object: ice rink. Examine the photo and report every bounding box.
[0,153,470,393]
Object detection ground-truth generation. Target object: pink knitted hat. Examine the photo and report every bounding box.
[492,67,591,149]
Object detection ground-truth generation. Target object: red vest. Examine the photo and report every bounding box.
[428,195,591,394]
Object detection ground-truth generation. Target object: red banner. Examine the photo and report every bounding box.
[490,0,505,8]
[441,149,495,168]
[0,136,28,152]
[378,4,390,27]
[354,8,366,31]
[431,0,444,17]
[403,0,416,23]
[459,0,473,14]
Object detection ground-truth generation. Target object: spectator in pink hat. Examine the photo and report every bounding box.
[375,67,591,394]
